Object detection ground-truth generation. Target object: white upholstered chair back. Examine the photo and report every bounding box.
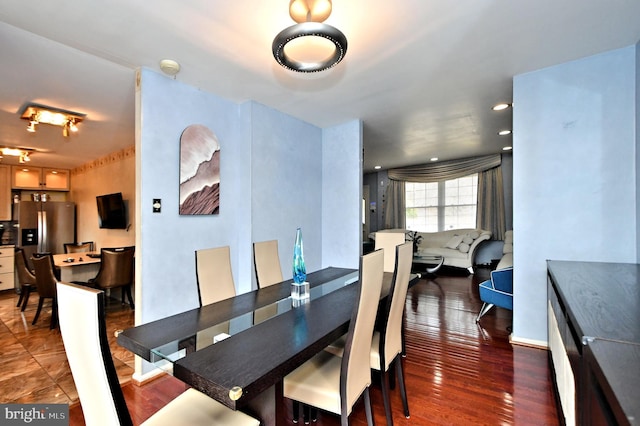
[253,239,284,288]
[57,282,261,426]
[375,232,406,273]
[379,241,413,369]
[343,249,385,411]
[195,246,236,306]
[57,282,132,426]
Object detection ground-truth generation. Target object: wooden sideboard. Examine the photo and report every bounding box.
[547,261,640,426]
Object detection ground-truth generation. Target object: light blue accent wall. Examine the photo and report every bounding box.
[322,120,363,269]
[637,40,640,263]
[249,101,323,284]
[512,45,638,343]
[137,68,362,328]
[138,68,248,322]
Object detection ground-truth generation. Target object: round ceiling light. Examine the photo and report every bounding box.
[272,22,347,73]
[159,59,180,76]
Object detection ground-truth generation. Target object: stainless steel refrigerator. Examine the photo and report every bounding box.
[14,200,75,268]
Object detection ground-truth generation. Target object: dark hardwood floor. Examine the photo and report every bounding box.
[2,267,560,425]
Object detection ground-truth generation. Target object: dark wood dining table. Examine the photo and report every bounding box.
[117,267,414,425]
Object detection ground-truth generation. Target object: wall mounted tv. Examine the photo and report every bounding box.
[96,192,127,229]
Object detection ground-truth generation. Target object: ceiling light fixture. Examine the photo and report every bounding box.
[0,147,33,163]
[498,130,512,136]
[430,157,439,162]
[272,0,347,73]
[20,102,86,137]
[503,146,513,151]
[492,103,512,111]
[159,59,181,77]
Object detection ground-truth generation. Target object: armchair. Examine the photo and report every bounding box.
[476,267,513,322]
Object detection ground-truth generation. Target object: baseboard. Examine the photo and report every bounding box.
[510,334,548,350]
[131,368,167,386]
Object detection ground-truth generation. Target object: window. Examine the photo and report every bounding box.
[406,174,478,232]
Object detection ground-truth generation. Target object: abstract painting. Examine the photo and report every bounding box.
[179,124,220,215]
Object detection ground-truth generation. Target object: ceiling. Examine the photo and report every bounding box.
[1,1,640,173]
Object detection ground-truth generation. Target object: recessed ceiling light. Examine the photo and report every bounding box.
[503,146,513,151]
[498,130,512,136]
[430,157,438,162]
[492,103,511,111]
[374,165,381,170]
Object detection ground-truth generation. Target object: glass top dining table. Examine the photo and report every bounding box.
[117,267,407,425]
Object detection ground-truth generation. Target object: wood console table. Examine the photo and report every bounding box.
[547,261,640,426]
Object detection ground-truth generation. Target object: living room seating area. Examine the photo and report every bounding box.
[370,228,491,273]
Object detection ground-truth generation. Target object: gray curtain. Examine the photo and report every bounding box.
[383,179,406,229]
[477,166,506,240]
[385,154,506,239]
[388,154,501,182]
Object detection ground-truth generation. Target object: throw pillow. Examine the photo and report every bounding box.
[468,230,480,239]
[444,234,463,249]
[458,243,470,253]
[462,235,474,245]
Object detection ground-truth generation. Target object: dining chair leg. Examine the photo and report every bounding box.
[17,291,25,308]
[292,400,300,423]
[389,359,396,390]
[32,297,44,325]
[380,369,394,426]
[303,404,310,424]
[364,387,374,426]
[50,298,58,330]
[395,355,410,418]
[20,287,32,311]
[124,286,135,309]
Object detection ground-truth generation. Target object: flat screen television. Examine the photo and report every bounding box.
[96,192,127,229]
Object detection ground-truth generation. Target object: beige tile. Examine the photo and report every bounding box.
[0,289,134,405]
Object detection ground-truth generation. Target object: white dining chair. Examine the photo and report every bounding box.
[325,242,413,425]
[56,281,259,426]
[195,246,236,306]
[283,249,384,426]
[375,232,406,273]
[253,239,284,288]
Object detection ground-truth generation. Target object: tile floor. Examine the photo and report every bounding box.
[0,288,134,404]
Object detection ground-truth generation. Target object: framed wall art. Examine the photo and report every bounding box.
[179,124,220,215]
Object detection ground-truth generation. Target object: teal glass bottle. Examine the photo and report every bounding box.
[292,228,307,284]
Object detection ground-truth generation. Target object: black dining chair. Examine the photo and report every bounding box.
[88,246,135,309]
[15,248,37,311]
[31,252,58,329]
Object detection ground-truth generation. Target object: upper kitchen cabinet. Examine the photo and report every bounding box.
[0,165,10,220]
[11,166,70,191]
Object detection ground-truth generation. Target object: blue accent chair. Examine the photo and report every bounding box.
[476,267,513,322]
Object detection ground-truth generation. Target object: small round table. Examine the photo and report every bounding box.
[412,254,445,275]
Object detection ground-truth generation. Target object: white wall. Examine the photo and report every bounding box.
[512,45,638,344]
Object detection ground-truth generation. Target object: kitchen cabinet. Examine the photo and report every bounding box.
[0,245,15,291]
[11,166,70,191]
[547,261,640,426]
[0,165,10,220]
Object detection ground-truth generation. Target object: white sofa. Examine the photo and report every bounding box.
[372,228,491,273]
[496,230,513,269]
